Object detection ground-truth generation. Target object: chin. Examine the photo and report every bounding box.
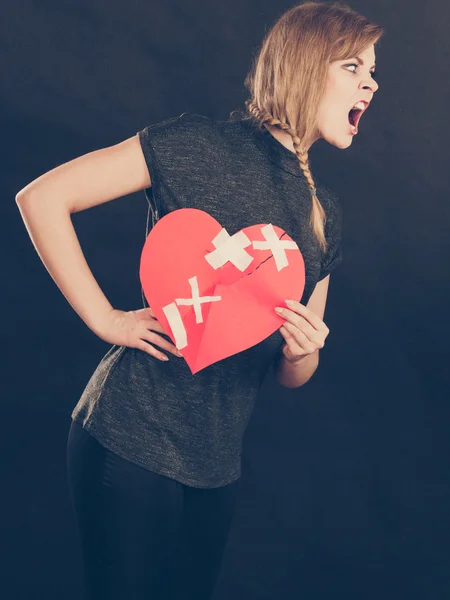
[325,135,353,150]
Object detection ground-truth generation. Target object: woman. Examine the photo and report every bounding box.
[15,2,382,599]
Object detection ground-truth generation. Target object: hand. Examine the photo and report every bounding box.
[275,300,329,364]
[97,307,182,362]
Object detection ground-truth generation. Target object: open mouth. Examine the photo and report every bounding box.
[347,100,370,131]
[348,107,364,129]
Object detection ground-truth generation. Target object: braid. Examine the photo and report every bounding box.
[245,99,327,252]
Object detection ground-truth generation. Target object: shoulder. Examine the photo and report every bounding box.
[139,112,243,153]
[139,112,207,139]
[140,112,233,137]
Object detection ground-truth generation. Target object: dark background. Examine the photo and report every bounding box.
[3,0,450,598]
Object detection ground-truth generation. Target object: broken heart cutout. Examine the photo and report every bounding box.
[139,208,305,374]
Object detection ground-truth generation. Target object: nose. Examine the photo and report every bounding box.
[360,76,379,93]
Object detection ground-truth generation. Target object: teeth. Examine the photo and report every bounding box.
[351,101,365,111]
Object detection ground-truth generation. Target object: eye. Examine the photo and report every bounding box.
[344,63,378,79]
[344,63,359,73]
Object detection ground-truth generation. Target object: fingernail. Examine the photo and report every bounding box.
[285,300,294,305]
[275,307,284,313]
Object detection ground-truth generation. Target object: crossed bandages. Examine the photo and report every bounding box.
[162,224,298,350]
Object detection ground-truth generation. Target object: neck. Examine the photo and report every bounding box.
[265,124,316,153]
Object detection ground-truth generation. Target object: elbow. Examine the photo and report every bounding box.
[16,191,28,205]
[16,178,46,204]
[16,187,37,206]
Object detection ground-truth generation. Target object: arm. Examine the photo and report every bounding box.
[15,134,151,336]
[273,274,330,388]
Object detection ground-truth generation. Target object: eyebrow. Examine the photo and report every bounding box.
[355,56,376,70]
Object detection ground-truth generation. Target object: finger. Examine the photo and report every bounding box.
[282,319,326,349]
[276,307,317,339]
[147,319,165,334]
[282,322,317,353]
[143,331,182,357]
[147,320,179,344]
[280,324,294,341]
[143,320,179,348]
[284,300,329,332]
[280,325,303,357]
[138,340,169,361]
[281,322,304,346]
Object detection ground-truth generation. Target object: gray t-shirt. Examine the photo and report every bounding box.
[71,112,343,488]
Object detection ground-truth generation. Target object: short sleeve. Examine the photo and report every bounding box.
[137,112,193,221]
[318,192,343,281]
[137,113,215,219]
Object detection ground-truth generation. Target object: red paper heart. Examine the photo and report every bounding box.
[140,208,305,374]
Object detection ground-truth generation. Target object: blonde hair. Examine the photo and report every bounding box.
[232,1,383,252]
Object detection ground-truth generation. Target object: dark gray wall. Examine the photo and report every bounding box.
[3,1,449,598]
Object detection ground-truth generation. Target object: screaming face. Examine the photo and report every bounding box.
[314,43,379,149]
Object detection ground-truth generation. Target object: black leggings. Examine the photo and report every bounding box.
[66,419,239,600]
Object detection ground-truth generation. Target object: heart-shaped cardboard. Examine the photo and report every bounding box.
[140,208,305,374]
